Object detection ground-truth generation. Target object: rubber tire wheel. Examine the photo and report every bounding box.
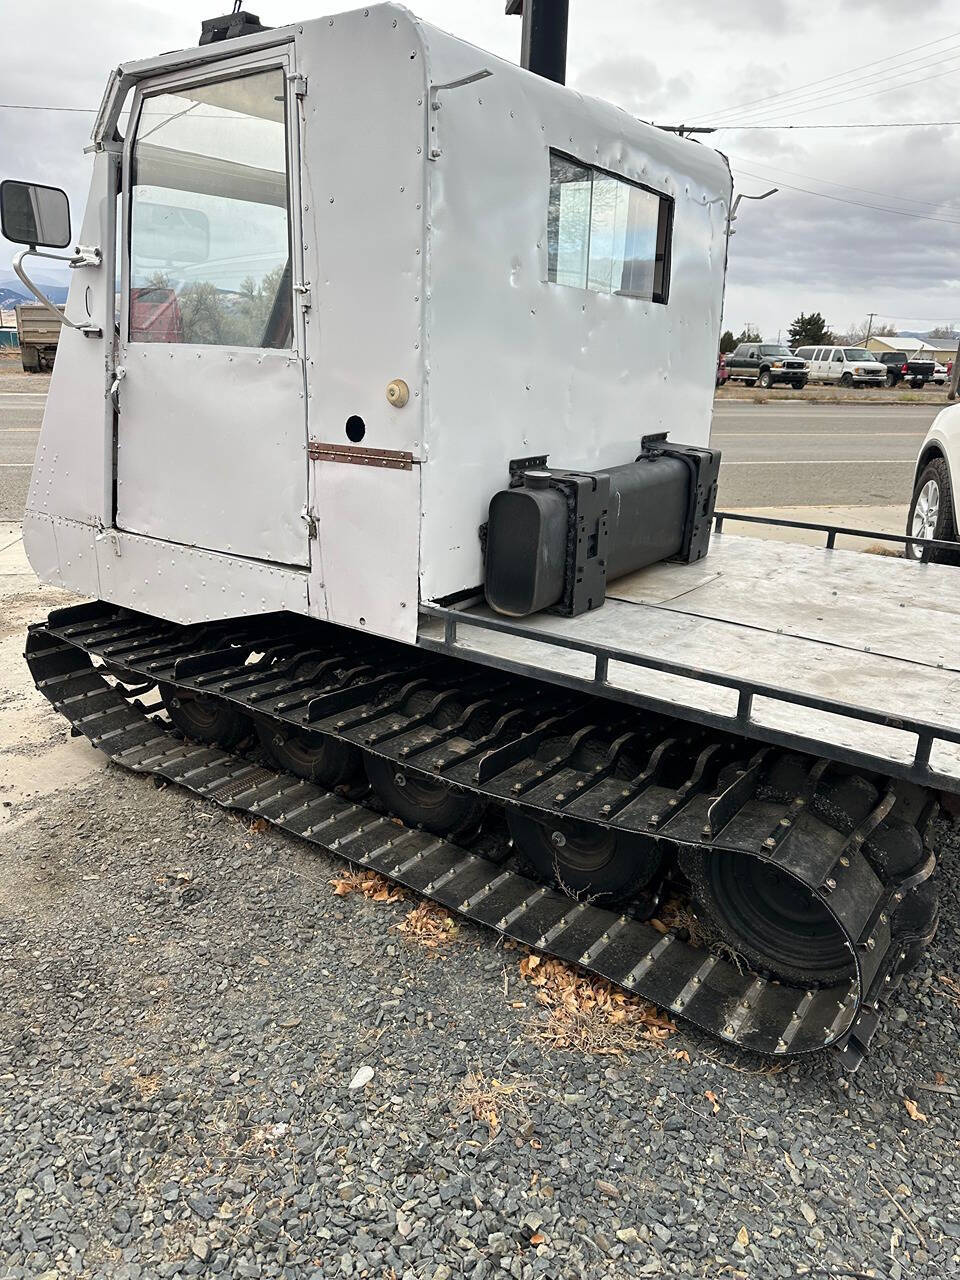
[364,753,485,837]
[757,370,772,389]
[907,456,958,562]
[796,376,808,389]
[507,810,663,905]
[256,719,361,788]
[885,372,898,388]
[913,379,926,389]
[840,372,853,387]
[160,685,250,749]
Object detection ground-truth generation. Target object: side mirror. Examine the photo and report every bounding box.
[0,179,71,249]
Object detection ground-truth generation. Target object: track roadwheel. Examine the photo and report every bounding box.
[507,812,663,904]
[683,850,853,987]
[364,755,485,837]
[256,720,361,788]
[160,685,250,749]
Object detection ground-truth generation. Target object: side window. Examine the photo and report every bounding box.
[547,151,673,303]
[828,348,840,362]
[128,67,291,348]
[812,348,823,361]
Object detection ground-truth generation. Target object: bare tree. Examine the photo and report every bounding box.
[845,317,897,343]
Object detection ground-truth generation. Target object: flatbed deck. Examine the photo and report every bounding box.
[421,531,960,793]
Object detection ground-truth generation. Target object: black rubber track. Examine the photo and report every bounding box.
[25,603,942,1069]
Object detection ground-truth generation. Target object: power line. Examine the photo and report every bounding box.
[0,102,94,112]
[724,152,959,215]
[694,27,960,120]
[732,165,960,225]
[706,40,960,124]
[711,121,960,130]
[725,58,960,126]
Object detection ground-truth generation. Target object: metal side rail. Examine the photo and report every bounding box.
[26,603,940,1069]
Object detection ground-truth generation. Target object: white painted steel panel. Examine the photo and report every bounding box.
[96,528,309,624]
[311,457,421,644]
[418,26,731,601]
[116,344,309,565]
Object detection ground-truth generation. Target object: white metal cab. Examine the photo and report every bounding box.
[19,3,732,644]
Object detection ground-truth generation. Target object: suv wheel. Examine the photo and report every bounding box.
[840,372,853,387]
[907,457,958,562]
[757,370,772,389]
[885,372,898,388]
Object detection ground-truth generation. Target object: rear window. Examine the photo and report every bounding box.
[547,152,673,303]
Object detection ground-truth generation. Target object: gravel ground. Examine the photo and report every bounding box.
[1,762,959,1280]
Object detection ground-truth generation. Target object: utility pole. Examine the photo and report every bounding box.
[865,312,878,341]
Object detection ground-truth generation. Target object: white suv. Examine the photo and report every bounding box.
[908,404,960,559]
[794,345,887,387]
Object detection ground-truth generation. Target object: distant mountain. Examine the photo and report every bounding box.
[899,329,959,343]
[0,272,69,305]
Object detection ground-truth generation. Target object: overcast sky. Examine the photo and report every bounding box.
[4,0,960,340]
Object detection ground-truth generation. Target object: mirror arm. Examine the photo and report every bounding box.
[13,246,102,333]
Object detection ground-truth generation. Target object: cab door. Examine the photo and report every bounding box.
[116,51,309,567]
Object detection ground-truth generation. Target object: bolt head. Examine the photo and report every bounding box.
[550,830,567,849]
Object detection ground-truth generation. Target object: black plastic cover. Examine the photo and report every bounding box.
[484,439,721,618]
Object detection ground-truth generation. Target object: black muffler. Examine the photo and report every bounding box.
[484,435,720,618]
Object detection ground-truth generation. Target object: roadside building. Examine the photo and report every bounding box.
[865,335,957,358]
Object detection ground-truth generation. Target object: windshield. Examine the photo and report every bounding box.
[843,349,874,361]
[759,345,793,357]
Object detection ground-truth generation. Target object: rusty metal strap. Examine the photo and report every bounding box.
[308,441,413,470]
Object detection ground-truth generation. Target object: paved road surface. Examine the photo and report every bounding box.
[0,378,47,520]
[0,380,944,519]
[713,401,939,507]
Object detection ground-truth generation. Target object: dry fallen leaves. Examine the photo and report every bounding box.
[903,1097,928,1123]
[705,1089,721,1115]
[518,953,675,1056]
[736,1226,750,1247]
[394,901,459,949]
[457,1067,538,1137]
[330,870,404,904]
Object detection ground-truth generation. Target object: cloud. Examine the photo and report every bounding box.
[2,0,958,339]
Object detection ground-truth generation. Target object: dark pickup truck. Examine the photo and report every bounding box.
[725,343,808,389]
[876,351,936,388]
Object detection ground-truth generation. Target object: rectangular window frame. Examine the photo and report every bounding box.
[120,47,303,354]
[546,149,674,306]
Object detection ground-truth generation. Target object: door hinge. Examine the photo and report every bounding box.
[294,282,312,311]
[288,72,308,97]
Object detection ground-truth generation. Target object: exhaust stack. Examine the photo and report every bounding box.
[506,0,569,85]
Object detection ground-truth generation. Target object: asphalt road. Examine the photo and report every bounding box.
[713,401,939,508]
[0,374,47,520]
[0,379,944,518]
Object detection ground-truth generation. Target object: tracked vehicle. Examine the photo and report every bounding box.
[11,2,959,1068]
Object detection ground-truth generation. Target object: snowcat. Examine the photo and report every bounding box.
[10,1,959,1069]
